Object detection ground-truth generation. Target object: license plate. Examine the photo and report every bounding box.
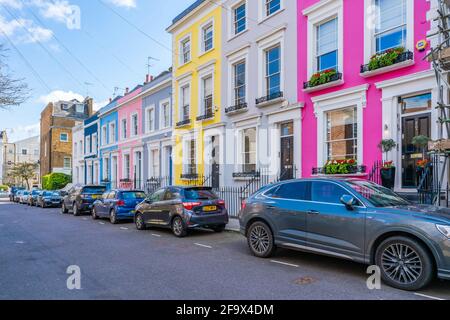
[130,210,135,214]
[203,206,217,212]
[91,195,99,199]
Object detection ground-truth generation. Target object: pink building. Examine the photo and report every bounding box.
[298,0,436,193]
[117,86,144,189]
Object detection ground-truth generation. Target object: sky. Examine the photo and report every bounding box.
[0,0,193,142]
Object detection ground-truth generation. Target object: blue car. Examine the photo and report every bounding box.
[92,190,146,224]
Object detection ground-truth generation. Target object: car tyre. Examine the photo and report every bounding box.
[110,209,118,224]
[211,224,226,233]
[135,213,146,231]
[61,202,68,214]
[247,221,276,258]
[375,236,434,291]
[92,207,98,220]
[73,203,81,216]
[172,216,187,238]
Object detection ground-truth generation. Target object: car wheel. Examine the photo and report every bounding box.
[110,209,118,224]
[73,203,81,216]
[211,224,226,233]
[247,221,276,258]
[375,236,434,291]
[172,216,187,238]
[135,213,146,230]
[61,202,68,214]
[41,202,45,209]
[92,207,98,220]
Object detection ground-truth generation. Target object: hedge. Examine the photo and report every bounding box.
[0,185,8,191]
[42,173,72,190]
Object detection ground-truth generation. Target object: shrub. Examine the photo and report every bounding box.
[42,173,72,190]
[368,47,405,71]
[308,69,337,87]
[0,185,8,191]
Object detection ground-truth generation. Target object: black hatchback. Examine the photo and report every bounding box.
[134,186,229,237]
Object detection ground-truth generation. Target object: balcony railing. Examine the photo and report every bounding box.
[312,165,367,175]
[176,119,191,128]
[232,171,261,178]
[180,173,199,180]
[360,50,414,74]
[196,112,214,121]
[255,91,283,105]
[225,102,248,114]
[303,72,343,90]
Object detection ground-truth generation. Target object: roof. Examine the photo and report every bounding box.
[170,0,207,27]
[142,69,172,92]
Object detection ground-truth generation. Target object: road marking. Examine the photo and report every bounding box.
[414,293,445,300]
[194,243,213,249]
[99,222,105,225]
[151,234,161,237]
[82,218,88,221]
[120,227,128,230]
[15,241,25,244]
[270,260,299,268]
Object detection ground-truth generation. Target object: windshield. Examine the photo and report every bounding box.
[184,188,218,200]
[346,180,410,207]
[43,192,58,197]
[121,192,146,199]
[83,187,106,194]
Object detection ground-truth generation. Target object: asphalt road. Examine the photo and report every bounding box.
[0,199,449,300]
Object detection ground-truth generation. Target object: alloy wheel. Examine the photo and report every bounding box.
[135,214,144,230]
[381,243,423,285]
[249,225,271,255]
[172,217,183,236]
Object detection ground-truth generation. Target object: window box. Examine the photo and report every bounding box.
[120,178,131,183]
[196,112,214,122]
[180,173,199,180]
[312,162,367,176]
[303,70,343,92]
[256,91,283,106]
[225,103,248,115]
[360,49,414,77]
[176,119,191,128]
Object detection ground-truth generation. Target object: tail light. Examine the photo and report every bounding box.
[117,200,125,207]
[217,200,225,207]
[182,202,201,210]
[241,200,247,210]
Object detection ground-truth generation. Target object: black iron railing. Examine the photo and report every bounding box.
[256,91,283,105]
[360,50,414,74]
[303,72,343,90]
[232,171,261,178]
[225,102,248,114]
[196,112,214,121]
[176,119,191,127]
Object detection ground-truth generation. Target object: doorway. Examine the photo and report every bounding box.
[211,136,220,188]
[280,122,294,181]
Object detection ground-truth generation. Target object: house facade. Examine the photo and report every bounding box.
[221,0,300,186]
[99,97,120,190]
[167,0,223,187]
[298,0,436,193]
[141,70,174,186]
[84,113,100,185]
[72,123,85,185]
[117,86,144,190]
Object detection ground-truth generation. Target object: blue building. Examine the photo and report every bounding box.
[98,97,121,190]
[84,113,99,184]
[141,69,173,188]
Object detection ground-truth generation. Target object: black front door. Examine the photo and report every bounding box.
[402,113,431,188]
[280,122,294,181]
[211,136,220,188]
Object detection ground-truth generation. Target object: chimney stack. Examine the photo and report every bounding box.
[109,97,112,103]
[125,87,129,95]
[145,74,154,84]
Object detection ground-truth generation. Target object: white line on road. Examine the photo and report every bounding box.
[120,227,128,230]
[414,293,445,300]
[15,241,25,244]
[99,222,105,225]
[151,234,161,237]
[82,218,88,221]
[270,260,299,268]
[194,243,213,249]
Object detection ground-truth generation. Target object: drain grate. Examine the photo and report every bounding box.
[293,276,317,285]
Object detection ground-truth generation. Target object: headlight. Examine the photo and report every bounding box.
[436,224,450,238]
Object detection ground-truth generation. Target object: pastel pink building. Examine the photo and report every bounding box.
[298,0,437,193]
[117,85,144,189]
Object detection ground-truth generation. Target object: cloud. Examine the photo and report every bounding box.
[93,99,109,112]
[8,122,40,142]
[38,90,84,104]
[0,0,22,9]
[0,15,53,43]
[108,0,136,8]
[32,0,75,24]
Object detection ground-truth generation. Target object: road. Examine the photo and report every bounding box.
[0,199,449,300]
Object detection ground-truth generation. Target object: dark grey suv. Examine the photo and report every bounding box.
[239,178,450,291]
[135,186,229,237]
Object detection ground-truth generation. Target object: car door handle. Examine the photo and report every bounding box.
[266,205,276,209]
[307,210,320,215]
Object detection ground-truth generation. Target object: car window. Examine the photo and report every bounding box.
[267,182,310,201]
[311,181,352,204]
[122,191,146,199]
[108,191,116,199]
[184,188,218,200]
[102,192,109,200]
[150,189,166,202]
[165,188,181,200]
[83,186,106,194]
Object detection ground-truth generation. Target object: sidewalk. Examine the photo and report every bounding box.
[226,218,240,232]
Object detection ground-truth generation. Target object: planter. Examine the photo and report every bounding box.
[380,167,396,189]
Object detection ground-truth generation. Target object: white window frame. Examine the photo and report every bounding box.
[121,118,127,140]
[63,156,72,169]
[227,46,250,109]
[363,0,414,63]
[60,132,69,142]
[109,121,116,144]
[182,136,198,175]
[311,84,369,167]
[179,34,191,66]
[159,98,171,129]
[101,125,107,146]
[257,28,285,100]
[149,148,160,178]
[145,106,155,133]
[130,113,139,137]
[230,0,247,38]
[234,124,259,174]
[86,135,91,154]
[103,156,110,181]
[123,153,131,180]
[303,0,344,79]
[199,19,214,54]
[198,71,214,117]
[92,133,97,154]
[259,0,284,22]
[178,79,191,122]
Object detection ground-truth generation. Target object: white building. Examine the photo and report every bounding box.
[72,123,85,185]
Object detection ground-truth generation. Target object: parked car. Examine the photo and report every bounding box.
[239,178,450,291]
[61,185,107,216]
[37,191,62,208]
[28,189,42,206]
[92,190,146,224]
[134,186,228,237]
[13,190,23,203]
[10,187,25,202]
[0,191,8,199]
[19,190,30,204]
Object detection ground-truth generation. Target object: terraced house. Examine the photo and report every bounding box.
[84,113,100,185]
[167,0,223,187]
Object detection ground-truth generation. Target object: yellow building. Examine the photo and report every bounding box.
[167,1,223,187]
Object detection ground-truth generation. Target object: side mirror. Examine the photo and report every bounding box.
[145,198,153,204]
[340,195,356,210]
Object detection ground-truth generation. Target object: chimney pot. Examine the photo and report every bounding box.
[125,87,129,95]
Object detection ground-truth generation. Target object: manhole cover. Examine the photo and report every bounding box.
[294,277,317,285]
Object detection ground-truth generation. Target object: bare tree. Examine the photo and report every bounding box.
[0,44,29,109]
